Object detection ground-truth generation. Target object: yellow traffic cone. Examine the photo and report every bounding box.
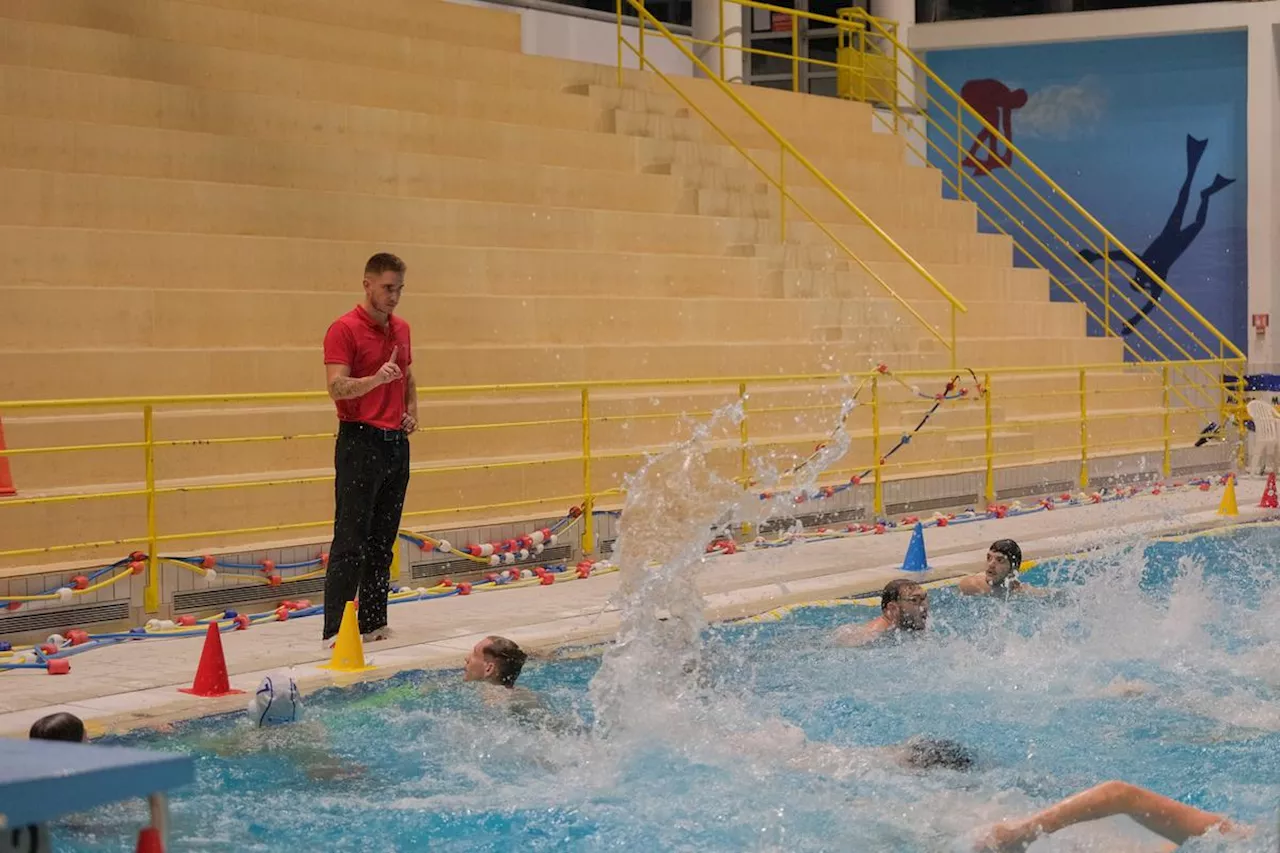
[1217,474,1239,517]
[388,542,402,582]
[319,601,376,673]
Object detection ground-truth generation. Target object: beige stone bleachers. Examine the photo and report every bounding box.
[0,0,1189,574]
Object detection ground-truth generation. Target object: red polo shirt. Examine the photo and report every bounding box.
[323,305,413,431]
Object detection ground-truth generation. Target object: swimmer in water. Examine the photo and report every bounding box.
[731,718,976,780]
[29,712,87,743]
[974,780,1250,852]
[957,540,1041,597]
[833,579,929,647]
[463,635,582,733]
[195,673,362,781]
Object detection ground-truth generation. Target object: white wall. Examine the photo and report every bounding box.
[449,0,694,75]
[911,1,1280,373]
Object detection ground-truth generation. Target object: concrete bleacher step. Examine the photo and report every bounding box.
[697,186,977,232]
[778,226,1011,267]
[0,223,1045,306]
[0,13,904,163]
[0,62,908,188]
[0,228,778,298]
[0,340,958,401]
[0,66,648,173]
[656,145,944,197]
[0,0,577,88]
[0,18,606,133]
[772,263,1052,303]
[165,0,525,50]
[0,115,701,216]
[4,288,1089,351]
[0,167,1005,268]
[0,8,890,174]
[0,168,766,254]
[0,113,979,235]
[0,63,918,211]
[605,101,902,164]
[0,334,1137,407]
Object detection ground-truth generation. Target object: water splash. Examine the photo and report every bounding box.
[590,395,856,737]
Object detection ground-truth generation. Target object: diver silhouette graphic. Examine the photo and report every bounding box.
[960,79,1028,177]
[1078,135,1234,336]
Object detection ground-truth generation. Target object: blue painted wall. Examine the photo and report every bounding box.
[925,31,1248,360]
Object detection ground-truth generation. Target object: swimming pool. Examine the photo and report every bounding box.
[59,524,1279,852]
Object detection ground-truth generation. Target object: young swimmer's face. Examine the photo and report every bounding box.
[891,586,929,631]
[463,639,495,682]
[985,550,1015,587]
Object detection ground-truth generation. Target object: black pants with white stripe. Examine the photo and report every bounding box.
[323,421,410,639]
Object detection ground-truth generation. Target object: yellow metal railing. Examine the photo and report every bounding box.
[0,360,1237,610]
[615,0,967,365]
[633,0,1245,422]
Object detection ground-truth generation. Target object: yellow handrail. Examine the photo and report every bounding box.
[615,0,967,347]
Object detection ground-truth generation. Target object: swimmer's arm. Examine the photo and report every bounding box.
[975,781,1238,851]
[956,575,988,595]
[280,741,365,782]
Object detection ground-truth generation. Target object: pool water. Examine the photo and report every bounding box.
[59,524,1280,852]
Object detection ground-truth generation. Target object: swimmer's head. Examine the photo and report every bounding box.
[247,674,301,727]
[29,712,86,743]
[900,736,975,772]
[463,636,527,688]
[986,539,1022,587]
[881,579,928,632]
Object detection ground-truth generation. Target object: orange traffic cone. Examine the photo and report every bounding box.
[1262,472,1278,509]
[178,623,244,697]
[0,414,15,496]
[135,827,164,853]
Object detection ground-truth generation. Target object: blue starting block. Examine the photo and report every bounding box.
[0,738,193,848]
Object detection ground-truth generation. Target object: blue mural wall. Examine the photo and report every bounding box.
[925,31,1248,361]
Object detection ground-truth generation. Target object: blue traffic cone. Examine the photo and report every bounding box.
[901,522,928,572]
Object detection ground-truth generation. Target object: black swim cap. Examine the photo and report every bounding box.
[903,737,976,771]
[989,539,1022,573]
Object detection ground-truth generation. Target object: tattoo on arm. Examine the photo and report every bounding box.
[329,374,369,400]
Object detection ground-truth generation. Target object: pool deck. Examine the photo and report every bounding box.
[1,478,1273,738]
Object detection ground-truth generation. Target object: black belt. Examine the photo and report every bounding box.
[340,421,407,442]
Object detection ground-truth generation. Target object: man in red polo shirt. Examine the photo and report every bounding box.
[321,252,417,645]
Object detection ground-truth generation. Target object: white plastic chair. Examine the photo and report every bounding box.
[1247,399,1280,474]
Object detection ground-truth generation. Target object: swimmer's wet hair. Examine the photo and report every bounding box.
[484,636,528,688]
[989,539,1022,573]
[29,712,85,743]
[881,578,924,612]
[364,252,406,277]
[903,737,975,772]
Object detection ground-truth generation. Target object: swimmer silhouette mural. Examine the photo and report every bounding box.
[1078,135,1235,337]
[926,32,1247,359]
[959,79,1027,177]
